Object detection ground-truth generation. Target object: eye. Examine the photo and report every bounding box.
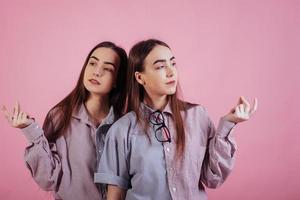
[156,65,165,70]
[104,67,114,72]
[171,62,176,67]
[89,61,96,66]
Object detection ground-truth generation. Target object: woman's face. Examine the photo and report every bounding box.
[136,45,178,98]
[83,47,120,96]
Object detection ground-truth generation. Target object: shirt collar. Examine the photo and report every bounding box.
[140,101,173,117]
[72,104,115,127]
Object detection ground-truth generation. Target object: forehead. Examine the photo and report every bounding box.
[90,47,119,63]
[144,45,174,65]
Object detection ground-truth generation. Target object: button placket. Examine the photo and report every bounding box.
[166,114,179,199]
[166,147,170,152]
[172,187,177,192]
[95,126,106,167]
[164,143,173,199]
[162,114,175,199]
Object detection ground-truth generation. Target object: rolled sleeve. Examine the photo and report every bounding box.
[94,122,131,190]
[94,172,130,189]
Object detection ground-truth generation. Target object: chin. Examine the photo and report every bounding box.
[165,89,176,95]
[91,91,110,96]
[86,87,110,96]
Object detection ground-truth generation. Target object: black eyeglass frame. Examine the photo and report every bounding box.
[149,110,171,143]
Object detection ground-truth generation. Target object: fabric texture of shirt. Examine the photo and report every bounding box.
[22,104,115,200]
[95,102,237,200]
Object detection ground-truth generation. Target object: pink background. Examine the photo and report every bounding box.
[1,0,299,199]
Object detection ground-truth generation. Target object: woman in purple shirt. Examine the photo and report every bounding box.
[2,41,128,200]
[95,39,258,200]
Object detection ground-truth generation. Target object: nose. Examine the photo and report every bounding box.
[93,65,104,77]
[166,64,175,77]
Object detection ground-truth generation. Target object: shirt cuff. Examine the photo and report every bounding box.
[21,121,44,142]
[94,172,130,190]
[216,117,236,138]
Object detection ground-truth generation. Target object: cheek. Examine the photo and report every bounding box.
[83,70,89,85]
[174,69,178,79]
[147,73,164,88]
[102,74,115,88]
[83,67,91,79]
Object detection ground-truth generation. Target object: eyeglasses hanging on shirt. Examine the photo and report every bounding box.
[149,110,171,143]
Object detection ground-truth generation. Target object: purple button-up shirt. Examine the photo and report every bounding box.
[95,102,237,200]
[22,104,115,200]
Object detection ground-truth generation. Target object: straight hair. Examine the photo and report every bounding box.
[127,39,186,159]
[43,41,128,142]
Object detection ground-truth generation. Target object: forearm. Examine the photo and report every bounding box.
[23,122,62,191]
[200,117,237,188]
[107,185,126,200]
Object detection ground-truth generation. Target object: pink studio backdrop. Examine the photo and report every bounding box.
[1,0,299,199]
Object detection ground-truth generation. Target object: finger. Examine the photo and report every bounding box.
[13,102,20,125]
[24,112,28,118]
[250,98,258,115]
[237,96,243,105]
[14,111,22,126]
[21,112,27,121]
[13,101,20,114]
[16,101,20,114]
[235,106,240,115]
[18,111,24,121]
[2,105,12,121]
[245,105,250,113]
[238,104,245,113]
[241,96,250,109]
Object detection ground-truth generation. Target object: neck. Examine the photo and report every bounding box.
[144,93,168,111]
[85,93,110,125]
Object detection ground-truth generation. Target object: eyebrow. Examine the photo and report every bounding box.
[90,56,99,61]
[152,56,175,65]
[89,56,116,68]
[104,62,116,68]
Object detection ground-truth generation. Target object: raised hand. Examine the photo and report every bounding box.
[223,96,258,124]
[2,101,33,129]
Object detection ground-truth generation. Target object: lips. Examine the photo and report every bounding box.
[89,79,100,85]
[166,80,176,85]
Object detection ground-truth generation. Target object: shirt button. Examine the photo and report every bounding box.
[172,187,177,192]
[166,147,170,152]
[99,150,102,153]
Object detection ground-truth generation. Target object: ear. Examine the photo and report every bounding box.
[135,71,145,85]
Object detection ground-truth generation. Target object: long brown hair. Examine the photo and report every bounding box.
[43,41,128,142]
[127,39,186,159]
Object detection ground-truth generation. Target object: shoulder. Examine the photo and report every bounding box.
[181,101,211,124]
[182,101,207,114]
[106,111,138,140]
[113,111,138,127]
[46,106,64,121]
